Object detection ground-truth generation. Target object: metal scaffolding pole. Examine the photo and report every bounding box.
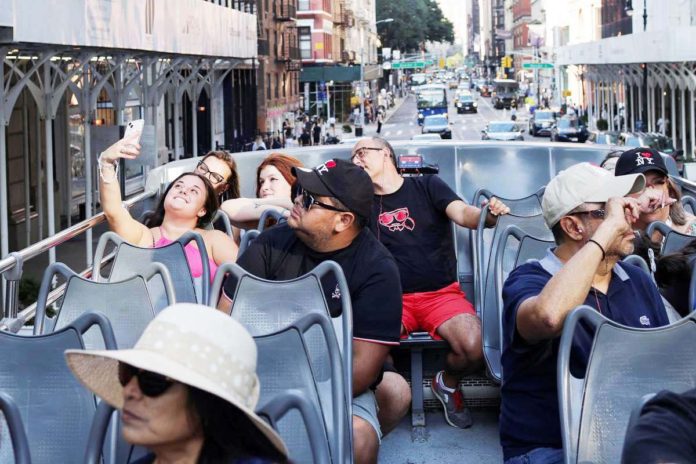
[681,88,687,154]
[43,64,56,264]
[660,86,666,135]
[22,92,31,247]
[629,85,635,131]
[691,89,695,161]
[671,87,677,144]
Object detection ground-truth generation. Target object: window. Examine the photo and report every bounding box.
[298,0,309,10]
[299,27,311,59]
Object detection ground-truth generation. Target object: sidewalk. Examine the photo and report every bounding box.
[350,95,409,135]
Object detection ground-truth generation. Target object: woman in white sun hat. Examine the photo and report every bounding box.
[64,303,288,464]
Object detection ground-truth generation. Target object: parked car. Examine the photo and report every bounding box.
[455,93,478,114]
[411,133,443,141]
[550,116,588,143]
[587,130,621,145]
[528,110,556,136]
[481,121,525,141]
[618,131,684,174]
[422,115,452,139]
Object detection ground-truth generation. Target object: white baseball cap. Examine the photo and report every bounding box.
[542,162,645,228]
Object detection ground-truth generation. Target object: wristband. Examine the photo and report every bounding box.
[587,239,606,261]
[98,153,119,183]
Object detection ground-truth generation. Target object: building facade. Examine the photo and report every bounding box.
[256,0,302,135]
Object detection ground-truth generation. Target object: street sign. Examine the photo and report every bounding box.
[522,62,554,69]
[390,60,433,69]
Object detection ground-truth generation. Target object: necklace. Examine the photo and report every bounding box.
[592,287,602,315]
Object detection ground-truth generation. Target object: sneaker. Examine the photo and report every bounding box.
[431,371,473,429]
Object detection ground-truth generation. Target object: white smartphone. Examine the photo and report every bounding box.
[124,119,144,142]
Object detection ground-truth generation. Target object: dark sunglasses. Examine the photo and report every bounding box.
[298,188,349,213]
[118,362,175,397]
[196,161,225,184]
[569,208,606,220]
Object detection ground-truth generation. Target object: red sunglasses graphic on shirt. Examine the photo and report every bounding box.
[379,207,416,232]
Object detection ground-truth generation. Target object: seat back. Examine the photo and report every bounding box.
[210,209,233,236]
[646,221,696,255]
[211,261,352,464]
[258,209,286,232]
[34,262,173,349]
[682,195,696,215]
[621,254,650,275]
[482,226,553,382]
[0,312,116,464]
[0,392,31,464]
[471,187,545,216]
[255,313,344,463]
[93,231,209,307]
[239,229,261,255]
[558,306,696,464]
[473,209,551,318]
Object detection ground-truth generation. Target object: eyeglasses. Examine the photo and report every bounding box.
[196,161,225,185]
[570,209,606,220]
[118,362,175,397]
[298,188,349,213]
[350,147,383,161]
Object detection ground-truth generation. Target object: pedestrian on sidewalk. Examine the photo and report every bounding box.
[377,110,385,134]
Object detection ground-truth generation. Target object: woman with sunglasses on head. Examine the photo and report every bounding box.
[219,153,303,231]
[65,303,288,464]
[99,135,238,278]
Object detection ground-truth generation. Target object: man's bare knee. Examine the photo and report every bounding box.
[376,372,411,436]
[438,314,484,369]
[353,416,379,464]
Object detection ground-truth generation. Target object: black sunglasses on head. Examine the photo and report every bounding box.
[118,362,175,397]
[297,188,349,213]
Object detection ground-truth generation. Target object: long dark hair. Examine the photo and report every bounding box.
[187,386,288,463]
[144,173,219,229]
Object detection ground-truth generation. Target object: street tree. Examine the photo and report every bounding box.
[376,0,454,52]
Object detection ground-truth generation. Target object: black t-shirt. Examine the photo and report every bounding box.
[222,224,402,345]
[623,388,696,464]
[369,175,461,293]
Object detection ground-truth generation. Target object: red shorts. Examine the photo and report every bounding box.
[401,282,476,340]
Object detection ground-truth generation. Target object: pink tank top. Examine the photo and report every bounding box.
[153,228,218,281]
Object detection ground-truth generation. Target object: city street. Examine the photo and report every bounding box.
[375,90,547,143]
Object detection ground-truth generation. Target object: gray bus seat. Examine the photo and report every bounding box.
[483,226,553,383]
[211,209,233,237]
[34,262,174,349]
[255,313,344,463]
[238,229,261,255]
[93,230,210,308]
[471,187,545,217]
[682,195,696,215]
[473,208,552,321]
[258,389,332,463]
[210,261,352,464]
[558,306,696,464]
[622,254,651,275]
[0,392,31,464]
[258,208,286,232]
[646,221,696,255]
[0,311,117,464]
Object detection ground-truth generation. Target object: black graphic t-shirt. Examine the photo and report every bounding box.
[370,175,461,293]
[222,224,403,345]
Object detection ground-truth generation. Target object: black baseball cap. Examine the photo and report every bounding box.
[292,159,374,219]
[615,147,668,177]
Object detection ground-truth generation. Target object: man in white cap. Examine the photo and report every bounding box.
[499,162,670,464]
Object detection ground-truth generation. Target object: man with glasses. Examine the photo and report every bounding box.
[219,159,403,464]
[499,163,669,464]
[351,137,510,429]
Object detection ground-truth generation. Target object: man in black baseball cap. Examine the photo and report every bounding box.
[220,158,404,464]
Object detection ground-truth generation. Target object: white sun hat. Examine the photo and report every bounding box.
[64,303,287,458]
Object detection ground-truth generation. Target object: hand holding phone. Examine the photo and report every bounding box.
[124,119,144,142]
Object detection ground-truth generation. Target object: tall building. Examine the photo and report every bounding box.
[557,0,696,157]
[297,0,381,122]
[256,0,302,135]
[0,0,258,268]
[470,0,481,61]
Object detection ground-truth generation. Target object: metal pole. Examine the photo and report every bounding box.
[629,84,635,131]
[360,46,365,131]
[681,88,687,154]
[192,89,198,158]
[670,86,677,145]
[22,92,31,247]
[82,63,93,267]
[35,106,43,240]
[660,86,666,135]
[690,89,695,161]
[44,65,56,264]
[641,0,648,131]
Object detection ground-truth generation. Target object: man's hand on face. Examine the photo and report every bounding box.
[601,196,640,238]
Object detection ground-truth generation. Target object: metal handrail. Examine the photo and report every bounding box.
[0,189,156,276]
[0,188,157,321]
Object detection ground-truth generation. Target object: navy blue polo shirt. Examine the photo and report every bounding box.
[499,249,669,461]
